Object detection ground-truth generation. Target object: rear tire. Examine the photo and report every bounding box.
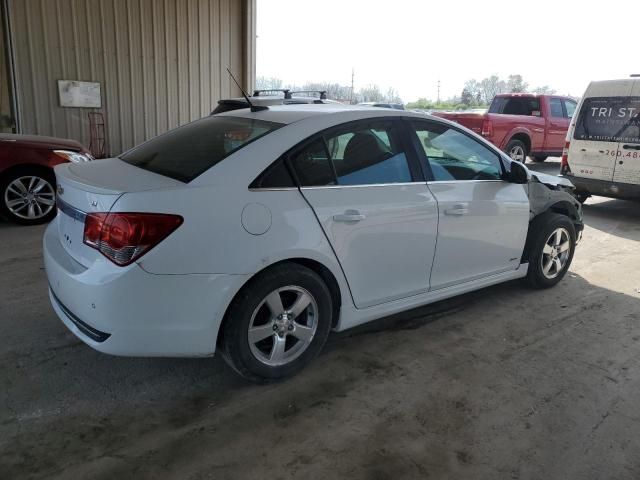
[531,155,548,162]
[505,139,528,163]
[220,263,333,383]
[524,213,576,289]
[0,167,57,225]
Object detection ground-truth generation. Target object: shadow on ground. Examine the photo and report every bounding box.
[2,271,640,480]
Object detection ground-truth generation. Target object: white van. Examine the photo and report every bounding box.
[562,78,640,202]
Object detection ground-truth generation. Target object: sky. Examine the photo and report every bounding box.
[257,0,640,102]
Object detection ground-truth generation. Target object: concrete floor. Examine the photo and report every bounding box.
[1,159,639,479]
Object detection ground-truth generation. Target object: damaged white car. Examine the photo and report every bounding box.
[44,105,583,382]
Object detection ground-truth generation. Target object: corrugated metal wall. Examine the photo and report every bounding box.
[8,0,254,155]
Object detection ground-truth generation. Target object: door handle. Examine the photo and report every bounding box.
[623,144,640,150]
[333,210,366,222]
[444,204,469,216]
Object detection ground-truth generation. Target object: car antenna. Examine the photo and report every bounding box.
[226,68,268,112]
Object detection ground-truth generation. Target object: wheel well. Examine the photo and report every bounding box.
[548,201,580,222]
[508,133,531,153]
[216,258,343,347]
[0,164,55,185]
[522,203,580,262]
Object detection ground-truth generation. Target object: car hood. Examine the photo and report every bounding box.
[0,133,86,151]
[530,171,574,189]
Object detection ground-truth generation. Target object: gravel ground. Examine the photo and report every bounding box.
[1,159,639,479]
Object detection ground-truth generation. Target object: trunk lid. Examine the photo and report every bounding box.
[54,158,183,267]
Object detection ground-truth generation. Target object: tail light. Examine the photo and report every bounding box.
[560,141,571,174]
[83,213,183,266]
[481,118,493,137]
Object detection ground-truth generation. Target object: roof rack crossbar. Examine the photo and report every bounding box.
[253,89,292,99]
[290,90,327,100]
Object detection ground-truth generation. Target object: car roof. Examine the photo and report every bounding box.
[217,103,427,125]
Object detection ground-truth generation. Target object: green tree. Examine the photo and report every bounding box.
[507,74,528,93]
[460,88,473,106]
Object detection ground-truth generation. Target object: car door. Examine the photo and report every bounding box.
[409,119,530,290]
[290,118,438,309]
[571,80,635,183]
[545,97,569,152]
[612,79,640,185]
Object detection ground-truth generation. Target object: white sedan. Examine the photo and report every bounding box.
[44,105,583,382]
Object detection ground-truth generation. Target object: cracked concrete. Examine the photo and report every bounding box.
[1,160,639,479]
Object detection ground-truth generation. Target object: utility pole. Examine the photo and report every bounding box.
[350,68,355,104]
[437,79,441,104]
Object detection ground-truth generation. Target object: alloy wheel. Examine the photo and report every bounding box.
[541,227,571,279]
[509,145,525,162]
[247,286,318,367]
[4,175,56,220]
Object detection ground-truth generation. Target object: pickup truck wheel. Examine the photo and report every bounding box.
[524,213,576,289]
[505,139,527,163]
[532,155,548,162]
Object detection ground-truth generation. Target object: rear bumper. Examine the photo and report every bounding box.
[43,222,249,357]
[565,174,640,200]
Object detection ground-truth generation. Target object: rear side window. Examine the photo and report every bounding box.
[574,97,640,143]
[291,120,412,186]
[120,116,283,182]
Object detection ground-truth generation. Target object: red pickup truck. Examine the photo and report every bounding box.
[433,94,578,162]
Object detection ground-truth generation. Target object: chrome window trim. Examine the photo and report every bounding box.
[299,181,427,190]
[426,179,506,185]
[248,187,299,192]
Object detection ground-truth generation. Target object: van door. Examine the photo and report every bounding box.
[570,80,634,183]
[612,80,640,185]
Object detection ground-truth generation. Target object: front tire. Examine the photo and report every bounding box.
[220,263,333,383]
[505,139,528,163]
[524,213,576,289]
[0,167,57,225]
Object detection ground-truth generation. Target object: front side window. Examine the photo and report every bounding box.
[412,121,503,181]
[550,98,564,118]
[120,116,283,182]
[574,96,640,143]
[564,99,577,119]
[291,121,412,186]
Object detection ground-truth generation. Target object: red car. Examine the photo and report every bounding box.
[0,134,93,225]
[433,94,578,163]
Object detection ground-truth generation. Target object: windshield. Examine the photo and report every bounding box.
[574,96,640,143]
[120,116,283,182]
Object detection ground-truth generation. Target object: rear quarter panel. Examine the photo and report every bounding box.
[113,185,354,314]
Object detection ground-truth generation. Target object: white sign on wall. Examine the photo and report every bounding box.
[58,80,101,108]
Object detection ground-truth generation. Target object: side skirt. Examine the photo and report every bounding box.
[334,265,529,331]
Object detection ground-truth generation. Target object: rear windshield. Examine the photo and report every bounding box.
[574,96,640,144]
[489,97,540,116]
[120,116,283,182]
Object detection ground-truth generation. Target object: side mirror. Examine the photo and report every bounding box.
[507,160,529,184]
